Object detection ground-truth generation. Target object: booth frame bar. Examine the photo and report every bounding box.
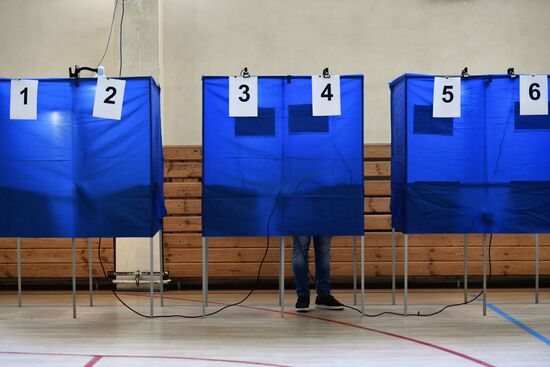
[149,236,155,317]
[202,237,208,317]
[160,230,165,307]
[87,238,93,307]
[391,229,396,305]
[17,237,22,307]
[404,234,408,316]
[464,234,468,303]
[535,233,539,304]
[483,233,487,316]
[72,238,77,319]
[353,236,357,305]
[360,235,365,315]
[279,237,285,318]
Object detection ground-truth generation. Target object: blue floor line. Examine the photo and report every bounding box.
[486,303,550,347]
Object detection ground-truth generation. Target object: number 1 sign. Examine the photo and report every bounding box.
[10,79,38,120]
[93,77,126,120]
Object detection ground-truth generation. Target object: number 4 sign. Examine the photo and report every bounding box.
[312,75,341,116]
[93,77,126,120]
[10,79,38,120]
[433,77,461,118]
[520,75,548,116]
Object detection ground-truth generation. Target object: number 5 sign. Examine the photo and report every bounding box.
[229,76,258,117]
[93,77,126,120]
[312,75,341,116]
[520,75,548,116]
[433,77,461,118]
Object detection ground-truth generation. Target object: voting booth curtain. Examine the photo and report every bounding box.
[390,73,550,234]
[0,77,166,237]
[202,75,364,237]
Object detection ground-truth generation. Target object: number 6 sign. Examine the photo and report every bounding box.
[433,77,461,118]
[520,75,548,116]
[93,77,126,120]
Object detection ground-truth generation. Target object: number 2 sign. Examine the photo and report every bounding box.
[229,76,258,117]
[433,77,461,118]
[93,77,126,120]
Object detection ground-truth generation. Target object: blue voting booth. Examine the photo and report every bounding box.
[202,75,364,237]
[0,77,166,238]
[390,73,550,234]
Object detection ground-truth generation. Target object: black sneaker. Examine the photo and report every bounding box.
[295,296,310,312]
[315,294,344,310]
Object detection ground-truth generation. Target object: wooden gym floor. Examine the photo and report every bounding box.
[0,289,549,366]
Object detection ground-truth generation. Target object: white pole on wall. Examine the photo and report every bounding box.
[17,237,22,307]
[464,234,468,303]
[72,238,77,319]
[535,233,539,304]
[88,238,93,307]
[353,236,357,306]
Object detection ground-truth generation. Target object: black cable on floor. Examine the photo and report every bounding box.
[98,193,281,319]
[341,234,494,317]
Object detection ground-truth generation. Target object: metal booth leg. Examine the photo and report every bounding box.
[536,233,540,304]
[202,237,208,317]
[391,228,396,305]
[353,236,357,306]
[87,238,93,307]
[483,233,487,316]
[72,238,77,319]
[17,238,22,307]
[279,237,285,318]
[160,231,164,307]
[404,234,408,316]
[361,235,365,316]
[149,236,154,318]
[464,234,468,303]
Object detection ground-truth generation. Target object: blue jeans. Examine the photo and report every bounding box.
[292,236,332,297]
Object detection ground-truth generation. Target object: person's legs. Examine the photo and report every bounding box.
[292,236,311,297]
[313,236,331,296]
[313,236,344,310]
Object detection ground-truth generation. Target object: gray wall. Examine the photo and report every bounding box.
[1,0,550,144]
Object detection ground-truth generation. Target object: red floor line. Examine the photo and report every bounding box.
[0,351,293,367]
[83,355,102,367]
[132,292,495,367]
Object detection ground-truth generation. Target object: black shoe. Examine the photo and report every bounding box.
[295,296,310,312]
[315,294,344,310]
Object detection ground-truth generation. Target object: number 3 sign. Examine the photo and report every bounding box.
[93,77,126,120]
[229,76,258,117]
